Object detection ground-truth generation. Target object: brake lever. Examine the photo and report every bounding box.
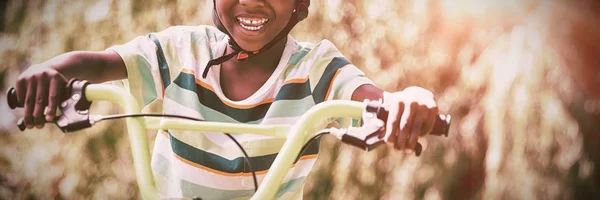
[339,100,387,151]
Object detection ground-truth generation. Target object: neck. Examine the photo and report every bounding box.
[225,36,288,71]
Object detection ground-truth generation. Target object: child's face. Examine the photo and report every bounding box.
[216,0,296,51]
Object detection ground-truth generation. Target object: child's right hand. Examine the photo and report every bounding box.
[15,64,68,129]
[11,50,127,130]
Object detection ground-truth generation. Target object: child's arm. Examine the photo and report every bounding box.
[15,50,126,129]
[41,50,127,83]
[352,84,438,153]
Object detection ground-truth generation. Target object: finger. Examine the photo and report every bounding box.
[422,98,439,136]
[421,107,436,136]
[16,78,27,107]
[396,102,415,150]
[384,102,400,146]
[46,75,64,122]
[33,74,49,128]
[407,109,426,151]
[23,78,37,129]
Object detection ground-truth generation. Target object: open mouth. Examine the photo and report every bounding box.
[237,17,269,31]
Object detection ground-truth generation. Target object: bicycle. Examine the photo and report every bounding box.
[6,79,451,200]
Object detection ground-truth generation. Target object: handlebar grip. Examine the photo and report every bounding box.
[373,104,452,137]
[415,143,423,156]
[7,80,93,133]
[7,88,22,109]
[7,88,26,131]
[371,104,451,156]
[17,118,26,131]
[414,114,450,156]
[431,114,451,137]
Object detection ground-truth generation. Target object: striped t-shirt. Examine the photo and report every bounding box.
[109,25,373,199]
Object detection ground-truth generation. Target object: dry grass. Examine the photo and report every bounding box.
[1,0,599,199]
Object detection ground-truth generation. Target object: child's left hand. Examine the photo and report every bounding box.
[382,86,439,153]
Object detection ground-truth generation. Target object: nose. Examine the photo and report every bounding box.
[239,0,265,8]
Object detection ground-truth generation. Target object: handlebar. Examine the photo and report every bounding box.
[6,83,450,138]
[6,80,451,200]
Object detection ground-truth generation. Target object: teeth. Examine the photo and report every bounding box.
[237,17,269,25]
[236,17,268,31]
[239,23,264,31]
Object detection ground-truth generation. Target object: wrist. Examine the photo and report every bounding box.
[43,51,82,78]
[382,91,393,103]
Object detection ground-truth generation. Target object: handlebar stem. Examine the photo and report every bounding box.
[85,84,158,200]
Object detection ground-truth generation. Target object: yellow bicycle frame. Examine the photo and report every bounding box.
[85,84,365,200]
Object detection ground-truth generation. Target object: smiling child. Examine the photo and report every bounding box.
[14,0,439,199]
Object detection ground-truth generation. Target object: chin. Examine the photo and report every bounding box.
[235,41,267,52]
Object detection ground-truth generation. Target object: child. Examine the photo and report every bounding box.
[14,0,439,199]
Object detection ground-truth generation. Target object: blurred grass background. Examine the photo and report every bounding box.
[1,0,600,199]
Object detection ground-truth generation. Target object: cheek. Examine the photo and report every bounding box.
[215,2,234,26]
[270,1,296,24]
[273,10,294,28]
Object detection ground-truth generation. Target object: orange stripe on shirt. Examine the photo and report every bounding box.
[160,130,170,138]
[180,69,274,109]
[323,65,350,101]
[283,77,309,85]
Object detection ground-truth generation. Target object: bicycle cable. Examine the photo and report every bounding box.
[96,113,206,122]
[224,133,259,192]
[297,129,330,161]
[94,113,331,193]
